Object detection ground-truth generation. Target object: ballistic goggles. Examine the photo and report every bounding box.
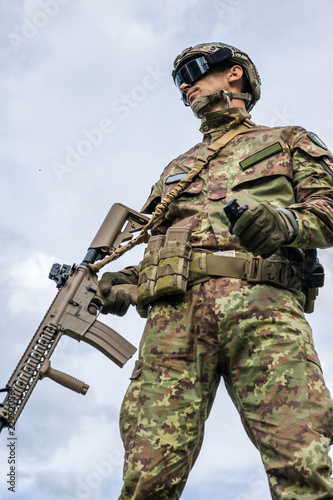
[173,47,233,105]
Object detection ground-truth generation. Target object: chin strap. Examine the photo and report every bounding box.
[190,90,252,118]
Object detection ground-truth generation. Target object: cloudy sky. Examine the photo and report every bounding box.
[1,1,333,499]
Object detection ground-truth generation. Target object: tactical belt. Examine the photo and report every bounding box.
[137,224,304,310]
[137,243,305,320]
[136,248,303,316]
[189,250,302,289]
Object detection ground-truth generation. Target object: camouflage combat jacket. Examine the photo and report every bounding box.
[142,107,333,252]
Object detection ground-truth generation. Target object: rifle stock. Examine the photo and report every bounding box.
[0,204,149,432]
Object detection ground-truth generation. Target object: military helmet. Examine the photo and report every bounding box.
[172,42,261,111]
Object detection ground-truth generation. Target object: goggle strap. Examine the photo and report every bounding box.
[204,47,233,66]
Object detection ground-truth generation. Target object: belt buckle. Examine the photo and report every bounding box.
[268,260,289,287]
[245,256,290,287]
[245,256,264,283]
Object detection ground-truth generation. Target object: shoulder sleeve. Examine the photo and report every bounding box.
[287,128,333,249]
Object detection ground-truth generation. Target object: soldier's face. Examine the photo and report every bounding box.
[179,64,245,115]
[180,69,230,107]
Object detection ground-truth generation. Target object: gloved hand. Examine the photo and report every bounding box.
[232,202,298,257]
[98,267,138,316]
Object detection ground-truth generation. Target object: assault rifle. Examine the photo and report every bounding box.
[0,203,149,433]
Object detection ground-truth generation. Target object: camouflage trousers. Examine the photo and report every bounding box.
[119,278,333,499]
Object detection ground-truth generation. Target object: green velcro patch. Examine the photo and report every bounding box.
[239,142,283,171]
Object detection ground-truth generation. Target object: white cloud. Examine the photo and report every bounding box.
[5,251,56,315]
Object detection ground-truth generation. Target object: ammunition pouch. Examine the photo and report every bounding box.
[137,251,160,305]
[154,244,192,297]
[137,228,192,310]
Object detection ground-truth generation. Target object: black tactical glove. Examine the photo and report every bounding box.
[232,202,298,257]
[98,267,138,316]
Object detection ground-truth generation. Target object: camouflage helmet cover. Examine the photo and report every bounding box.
[172,42,261,111]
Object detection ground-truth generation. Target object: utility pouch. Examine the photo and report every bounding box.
[154,227,192,298]
[137,235,165,306]
[154,242,192,298]
[137,227,192,307]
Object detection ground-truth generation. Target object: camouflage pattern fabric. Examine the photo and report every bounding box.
[119,279,333,499]
[119,107,333,499]
[142,107,333,251]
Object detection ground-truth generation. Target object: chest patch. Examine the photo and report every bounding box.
[319,156,333,180]
[165,173,187,185]
[308,132,328,150]
[239,142,283,171]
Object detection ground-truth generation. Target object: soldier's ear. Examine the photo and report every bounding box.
[227,65,243,84]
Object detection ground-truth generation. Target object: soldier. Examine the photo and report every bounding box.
[99,43,333,499]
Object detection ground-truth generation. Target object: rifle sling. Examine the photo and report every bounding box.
[90,119,254,273]
[156,120,253,210]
